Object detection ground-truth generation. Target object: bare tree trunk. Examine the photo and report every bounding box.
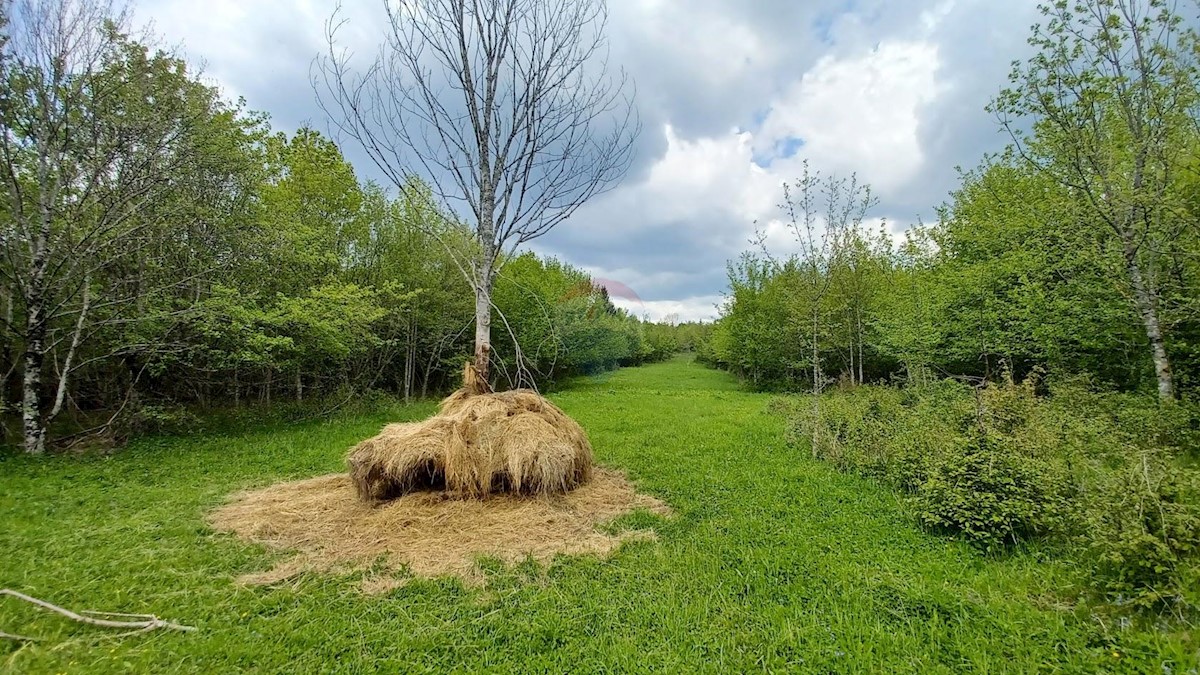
[295,368,303,403]
[1125,249,1173,400]
[48,276,90,423]
[846,311,855,387]
[22,350,45,455]
[409,335,416,400]
[403,314,415,404]
[22,307,46,455]
[1,284,12,406]
[811,308,821,395]
[857,309,865,385]
[472,262,494,390]
[403,342,411,404]
[421,353,433,399]
[811,308,821,459]
[21,226,49,454]
[421,327,454,399]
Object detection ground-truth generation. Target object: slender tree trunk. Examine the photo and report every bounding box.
[233,367,240,407]
[811,308,821,459]
[421,329,449,399]
[295,368,303,403]
[22,352,45,454]
[421,352,433,399]
[847,311,855,387]
[1125,247,1173,400]
[472,266,493,389]
[47,276,90,424]
[403,340,411,404]
[811,308,821,394]
[857,308,864,385]
[1,284,12,406]
[409,335,416,400]
[21,243,49,455]
[403,313,415,403]
[22,311,46,455]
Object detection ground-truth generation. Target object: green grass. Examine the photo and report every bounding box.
[0,356,1195,673]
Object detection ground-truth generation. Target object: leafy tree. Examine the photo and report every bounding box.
[990,0,1200,399]
[0,0,264,452]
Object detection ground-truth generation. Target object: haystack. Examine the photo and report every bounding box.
[348,364,593,501]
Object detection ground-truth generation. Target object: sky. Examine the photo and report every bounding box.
[136,0,1042,322]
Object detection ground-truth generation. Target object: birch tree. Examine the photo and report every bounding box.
[990,0,1199,400]
[0,0,244,452]
[316,0,638,388]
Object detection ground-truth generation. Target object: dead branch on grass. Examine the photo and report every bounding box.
[0,589,195,641]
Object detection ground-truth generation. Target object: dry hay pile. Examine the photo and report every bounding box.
[211,369,668,590]
[347,381,594,500]
[209,468,670,590]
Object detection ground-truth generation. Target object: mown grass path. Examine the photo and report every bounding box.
[0,357,1192,672]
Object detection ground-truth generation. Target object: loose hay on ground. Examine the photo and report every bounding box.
[209,468,670,589]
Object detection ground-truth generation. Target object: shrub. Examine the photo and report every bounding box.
[795,376,1075,549]
[1081,450,1200,610]
[123,404,204,437]
[786,375,1200,611]
[911,429,1075,549]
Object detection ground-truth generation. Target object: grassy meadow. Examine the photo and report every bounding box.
[1,357,1195,673]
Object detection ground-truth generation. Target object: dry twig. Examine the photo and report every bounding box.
[0,589,196,641]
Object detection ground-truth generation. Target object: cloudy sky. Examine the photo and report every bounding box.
[137,0,1041,321]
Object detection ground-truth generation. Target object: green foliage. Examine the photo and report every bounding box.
[0,69,675,441]
[491,254,678,383]
[1083,449,1200,609]
[911,428,1075,549]
[787,376,1200,611]
[710,256,806,389]
[711,2,1200,399]
[641,322,679,363]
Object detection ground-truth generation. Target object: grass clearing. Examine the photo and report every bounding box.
[1,357,1195,672]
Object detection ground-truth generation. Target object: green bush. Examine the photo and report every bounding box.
[786,376,1200,610]
[1081,450,1200,610]
[123,404,204,437]
[911,429,1074,549]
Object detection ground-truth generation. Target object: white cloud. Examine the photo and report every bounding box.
[920,0,958,33]
[559,122,780,254]
[137,0,375,104]
[642,125,778,224]
[567,37,945,270]
[613,0,776,89]
[612,296,723,323]
[753,40,945,193]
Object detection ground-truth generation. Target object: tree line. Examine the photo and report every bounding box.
[0,0,668,454]
[705,0,1200,401]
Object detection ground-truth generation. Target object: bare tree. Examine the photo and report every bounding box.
[0,0,228,453]
[756,162,874,457]
[316,0,639,388]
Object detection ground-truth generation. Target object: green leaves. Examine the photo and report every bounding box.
[491,252,668,383]
[788,374,1200,609]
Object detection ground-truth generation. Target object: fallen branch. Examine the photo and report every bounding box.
[0,589,196,640]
